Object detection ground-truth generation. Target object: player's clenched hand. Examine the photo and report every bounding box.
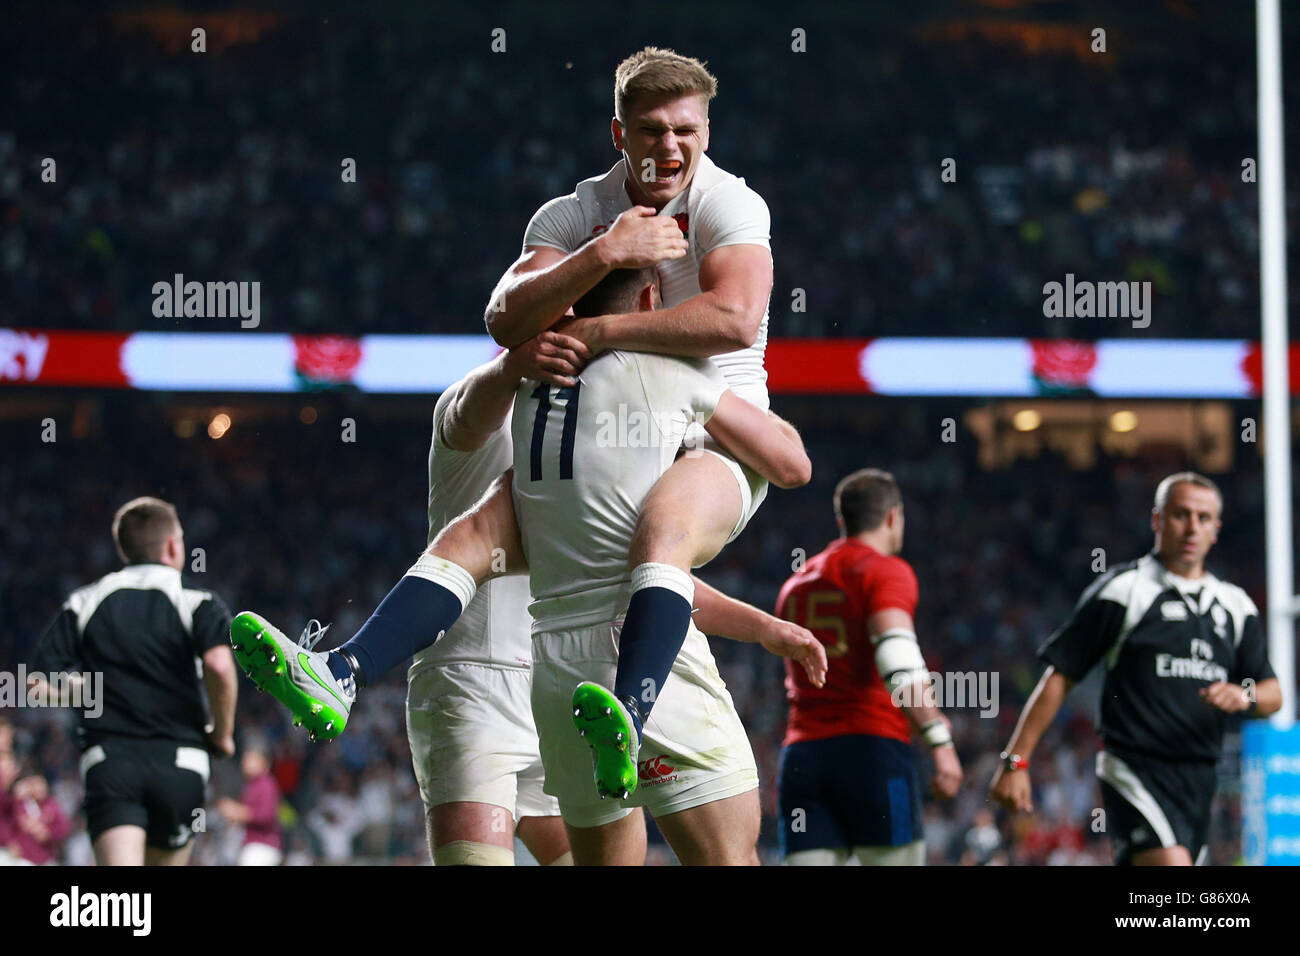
[757,617,828,687]
[1199,681,1252,714]
[597,206,688,269]
[507,330,591,387]
[930,743,962,801]
[990,764,1033,814]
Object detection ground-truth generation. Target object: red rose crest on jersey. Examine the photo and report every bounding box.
[637,755,678,785]
[673,213,689,238]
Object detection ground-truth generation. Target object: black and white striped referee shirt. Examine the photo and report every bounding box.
[1038,551,1274,764]
[31,563,232,750]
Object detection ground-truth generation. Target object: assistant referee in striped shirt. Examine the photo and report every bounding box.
[30,496,238,865]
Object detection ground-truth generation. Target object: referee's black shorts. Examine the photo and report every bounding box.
[80,736,211,850]
[1096,749,1217,865]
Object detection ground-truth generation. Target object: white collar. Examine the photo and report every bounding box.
[1155,558,1219,615]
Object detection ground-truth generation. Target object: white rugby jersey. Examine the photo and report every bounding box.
[411,381,533,672]
[510,351,728,634]
[523,155,771,410]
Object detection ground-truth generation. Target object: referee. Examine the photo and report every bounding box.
[28,496,238,865]
[991,472,1281,865]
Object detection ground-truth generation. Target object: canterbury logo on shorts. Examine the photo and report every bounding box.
[637,756,679,784]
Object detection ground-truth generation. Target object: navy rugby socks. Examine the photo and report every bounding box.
[613,563,695,740]
[329,554,476,687]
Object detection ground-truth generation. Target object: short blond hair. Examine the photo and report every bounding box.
[614,47,718,122]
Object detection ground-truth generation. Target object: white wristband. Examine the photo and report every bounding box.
[921,719,953,749]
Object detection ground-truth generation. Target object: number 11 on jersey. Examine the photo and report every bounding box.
[529,382,581,481]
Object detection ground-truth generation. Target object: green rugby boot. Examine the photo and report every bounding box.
[230,612,354,741]
[571,681,639,799]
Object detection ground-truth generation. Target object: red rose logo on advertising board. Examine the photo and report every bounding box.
[1030,340,1097,395]
[293,336,363,387]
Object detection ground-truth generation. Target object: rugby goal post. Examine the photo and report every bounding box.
[1258,0,1295,728]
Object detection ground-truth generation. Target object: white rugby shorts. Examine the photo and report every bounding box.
[530,620,758,828]
[406,661,560,820]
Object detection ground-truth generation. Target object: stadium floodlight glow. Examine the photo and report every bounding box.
[208,412,232,439]
[1011,409,1041,431]
[1109,410,1138,433]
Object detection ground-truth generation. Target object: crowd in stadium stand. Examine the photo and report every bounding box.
[0,719,74,865]
[0,399,1267,864]
[2,13,1281,341]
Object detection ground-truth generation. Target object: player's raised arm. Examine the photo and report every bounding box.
[691,576,827,687]
[485,244,604,348]
[442,331,591,451]
[868,607,963,801]
[486,207,686,348]
[700,396,811,489]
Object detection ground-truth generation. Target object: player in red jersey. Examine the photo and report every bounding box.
[775,468,962,864]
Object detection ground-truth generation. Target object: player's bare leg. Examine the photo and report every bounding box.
[425,803,571,865]
[516,815,572,865]
[143,843,194,866]
[426,470,527,581]
[93,825,194,866]
[631,453,745,569]
[92,824,147,866]
[575,454,742,798]
[1132,846,1195,866]
[653,789,761,866]
[564,808,647,866]
[427,801,516,866]
[232,471,526,741]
